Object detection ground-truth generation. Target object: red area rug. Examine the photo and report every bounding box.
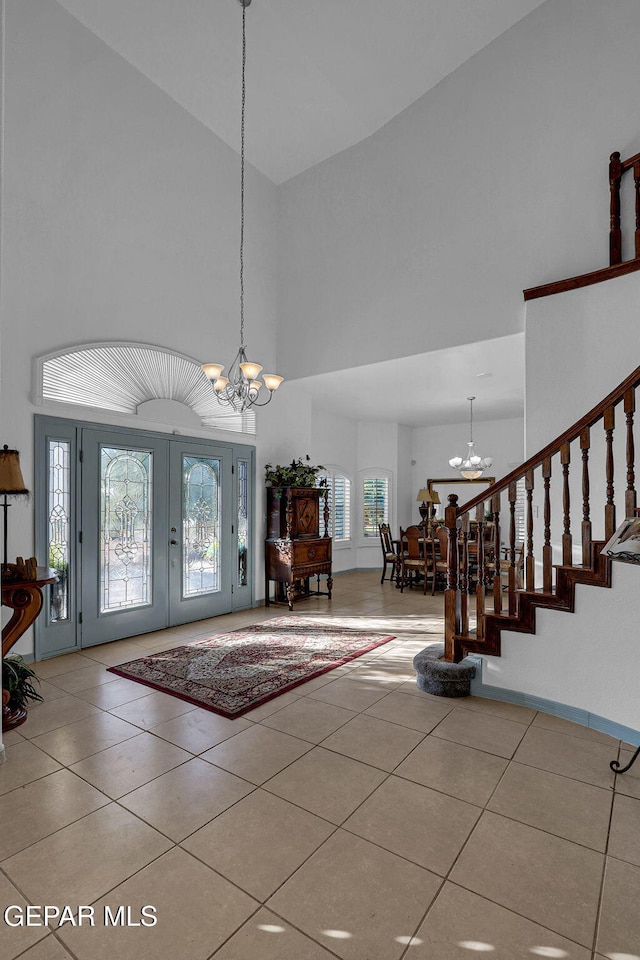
[107,617,394,718]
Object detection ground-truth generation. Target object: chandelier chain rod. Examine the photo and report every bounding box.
[239,0,246,350]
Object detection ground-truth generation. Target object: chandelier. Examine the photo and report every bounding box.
[448,397,492,480]
[201,0,283,412]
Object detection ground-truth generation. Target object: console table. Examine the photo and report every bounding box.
[2,567,57,730]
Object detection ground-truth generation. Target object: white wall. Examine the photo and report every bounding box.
[278,0,640,380]
[478,273,640,731]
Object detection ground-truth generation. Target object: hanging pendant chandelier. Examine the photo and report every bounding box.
[448,397,493,480]
[201,0,283,412]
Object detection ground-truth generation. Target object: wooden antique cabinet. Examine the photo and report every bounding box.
[264,486,333,610]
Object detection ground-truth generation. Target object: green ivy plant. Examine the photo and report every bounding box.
[2,655,44,711]
[265,455,327,490]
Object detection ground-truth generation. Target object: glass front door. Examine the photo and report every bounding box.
[35,418,254,657]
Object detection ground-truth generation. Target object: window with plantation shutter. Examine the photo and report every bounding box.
[319,471,351,542]
[362,476,389,537]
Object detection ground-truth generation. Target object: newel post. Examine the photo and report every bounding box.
[443,494,460,661]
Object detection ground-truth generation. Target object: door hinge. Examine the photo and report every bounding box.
[79,612,83,624]
[232,464,235,474]
[79,449,84,463]
[79,531,83,543]
[232,524,234,534]
[231,585,234,594]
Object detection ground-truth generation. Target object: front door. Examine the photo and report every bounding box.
[35,417,254,657]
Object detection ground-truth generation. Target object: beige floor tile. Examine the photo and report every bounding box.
[119,757,253,841]
[182,789,335,899]
[431,706,528,759]
[33,653,94,679]
[0,769,109,859]
[288,665,358,695]
[344,775,480,875]
[31,712,141,765]
[395,735,508,806]
[1,727,25,745]
[307,675,394,711]
[449,811,604,946]
[0,873,50,959]
[108,690,197,727]
[612,747,640,799]
[70,731,190,798]
[267,830,441,960]
[212,907,338,959]
[201,724,311,784]
[457,695,537,724]
[597,856,640,957]
[260,697,357,743]
[2,803,172,907]
[346,658,414,685]
[488,761,612,851]
[36,679,71,702]
[58,847,257,960]
[321,713,424,771]
[150,708,252,753]
[513,725,617,789]
[410,881,591,959]
[80,640,150,666]
[239,688,303,720]
[15,937,74,959]
[364,689,454,733]
[46,662,115,694]
[532,711,620,744]
[0,739,61,794]
[608,793,640,866]
[17,695,100,739]
[75,676,157,709]
[264,746,386,824]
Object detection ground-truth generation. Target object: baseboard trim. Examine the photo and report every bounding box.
[0,744,6,764]
[465,655,640,747]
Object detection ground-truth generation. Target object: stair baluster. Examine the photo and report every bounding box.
[604,405,616,540]
[625,388,636,518]
[475,504,486,640]
[492,493,502,615]
[581,427,592,566]
[543,457,552,593]
[561,443,572,566]
[508,481,518,615]
[525,469,535,590]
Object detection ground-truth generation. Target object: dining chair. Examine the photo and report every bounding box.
[399,525,434,594]
[378,523,399,584]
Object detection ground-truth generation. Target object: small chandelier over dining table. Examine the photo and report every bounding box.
[201,0,283,412]
[448,396,493,480]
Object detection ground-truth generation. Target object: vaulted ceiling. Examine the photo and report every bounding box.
[56,0,547,184]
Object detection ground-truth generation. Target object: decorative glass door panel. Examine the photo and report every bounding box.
[168,442,232,624]
[100,447,153,612]
[182,455,221,599]
[80,430,169,646]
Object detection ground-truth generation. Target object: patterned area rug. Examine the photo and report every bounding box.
[107,617,394,718]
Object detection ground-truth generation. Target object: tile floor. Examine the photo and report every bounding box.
[1,570,638,960]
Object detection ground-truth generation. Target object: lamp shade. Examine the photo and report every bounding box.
[430,491,441,505]
[416,488,432,502]
[0,446,28,495]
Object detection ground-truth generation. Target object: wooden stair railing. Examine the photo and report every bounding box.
[443,363,640,663]
[525,148,640,301]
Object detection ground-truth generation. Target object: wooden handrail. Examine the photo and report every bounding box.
[452,363,640,520]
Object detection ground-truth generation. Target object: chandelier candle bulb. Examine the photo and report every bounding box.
[239,361,263,380]
[202,363,224,380]
[262,374,284,392]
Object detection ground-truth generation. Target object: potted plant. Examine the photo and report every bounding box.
[264,455,327,493]
[2,654,43,730]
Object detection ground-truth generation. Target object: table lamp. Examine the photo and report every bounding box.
[416,488,434,524]
[0,445,29,573]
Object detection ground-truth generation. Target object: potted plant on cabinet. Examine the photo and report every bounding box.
[2,654,43,730]
[264,455,327,492]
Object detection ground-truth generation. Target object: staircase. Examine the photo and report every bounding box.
[443,360,638,664]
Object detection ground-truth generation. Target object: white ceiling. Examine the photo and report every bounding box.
[56,0,547,185]
[53,0,531,427]
[292,334,525,428]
